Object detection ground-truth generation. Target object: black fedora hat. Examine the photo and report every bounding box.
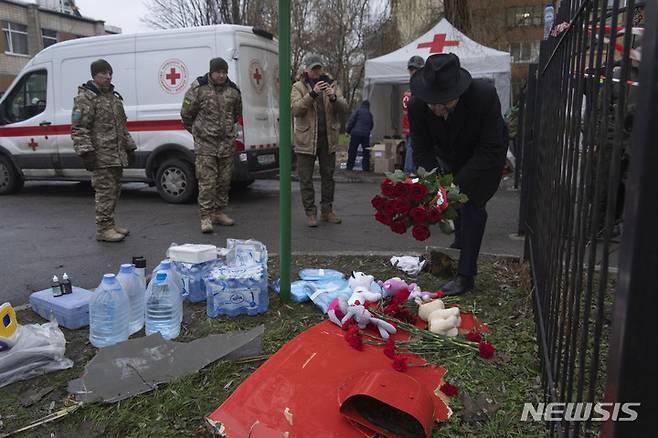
[410,53,472,104]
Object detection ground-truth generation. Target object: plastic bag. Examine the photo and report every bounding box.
[0,321,73,388]
[305,279,353,313]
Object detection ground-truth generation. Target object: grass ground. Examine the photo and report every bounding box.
[1,255,549,437]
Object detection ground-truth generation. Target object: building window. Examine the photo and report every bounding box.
[42,29,58,48]
[508,41,541,63]
[2,21,29,55]
[506,6,544,27]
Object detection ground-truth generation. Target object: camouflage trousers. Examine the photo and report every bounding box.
[195,154,233,219]
[296,135,335,216]
[91,167,122,232]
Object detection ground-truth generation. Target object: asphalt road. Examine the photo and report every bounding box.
[0,176,523,305]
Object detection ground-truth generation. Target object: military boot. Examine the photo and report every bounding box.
[114,225,129,236]
[320,211,342,224]
[306,214,318,227]
[96,228,126,242]
[212,211,235,226]
[201,218,213,234]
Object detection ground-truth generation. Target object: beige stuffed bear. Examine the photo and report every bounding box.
[418,299,461,337]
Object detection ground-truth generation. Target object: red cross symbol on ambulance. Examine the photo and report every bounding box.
[249,60,265,94]
[28,138,38,151]
[166,67,181,85]
[417,34,460,53]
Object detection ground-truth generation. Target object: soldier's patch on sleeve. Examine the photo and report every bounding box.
[182,97,191,110]
[72,109,82,122]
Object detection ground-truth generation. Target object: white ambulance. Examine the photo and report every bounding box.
[0,25,280,203]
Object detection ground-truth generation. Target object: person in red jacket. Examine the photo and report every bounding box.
[403,56,424,174]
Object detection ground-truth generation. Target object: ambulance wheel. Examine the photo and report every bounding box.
[155,158,197,204]
[0,155,23,195]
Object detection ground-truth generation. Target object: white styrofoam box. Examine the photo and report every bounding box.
[30,286,93,329]
[168,244,218,264]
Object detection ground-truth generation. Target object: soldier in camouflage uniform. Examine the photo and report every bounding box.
[71,59,136,242]
[181,57,242,233]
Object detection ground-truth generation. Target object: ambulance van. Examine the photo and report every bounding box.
[0,25,280,203]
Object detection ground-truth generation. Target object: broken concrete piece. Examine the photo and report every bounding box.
[68,325,264,403]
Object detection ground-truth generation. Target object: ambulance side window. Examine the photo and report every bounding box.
[0,70,47,125]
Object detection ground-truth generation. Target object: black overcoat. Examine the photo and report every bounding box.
[409,79,508,207]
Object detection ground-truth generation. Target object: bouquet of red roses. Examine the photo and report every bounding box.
[372,167,468,241]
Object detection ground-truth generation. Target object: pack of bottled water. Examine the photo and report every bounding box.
[205,239,269,317]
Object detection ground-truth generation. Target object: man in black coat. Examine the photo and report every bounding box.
[409,53,508,296]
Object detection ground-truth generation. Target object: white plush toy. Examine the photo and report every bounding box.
[347,272,382,305]
[340,302,397,340]
[418,299,461,337]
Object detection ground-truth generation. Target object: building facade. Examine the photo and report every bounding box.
[1,0,116,94]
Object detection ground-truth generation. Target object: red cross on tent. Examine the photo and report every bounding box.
[28,138,38,151]
[166,67,181,85]
[417,33,460,54]
[252,68,263,85]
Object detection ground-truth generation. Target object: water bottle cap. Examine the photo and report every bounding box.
[155,270,167,281]
[103,273,116,282]
[132,256,146,268]
[52,275,59,282]
[62,273,69,280]
[160,259,171,268]
[120,264,134,273]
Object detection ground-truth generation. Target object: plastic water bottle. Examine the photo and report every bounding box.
[145,270,182,339]
[544,3,555,40]
[153,259,184,322]
[117,263,145,335]
[89,274,130,348]
[132,256,147,286]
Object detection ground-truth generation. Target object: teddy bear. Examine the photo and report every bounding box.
[378,277,437,301]
[347,272,382,305]
[340,300,397,340]
[417,299,461,337]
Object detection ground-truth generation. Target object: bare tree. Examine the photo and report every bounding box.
[141,0,278,28]
[444,0,471,34]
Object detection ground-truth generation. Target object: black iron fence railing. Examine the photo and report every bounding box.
[517,0,656,436]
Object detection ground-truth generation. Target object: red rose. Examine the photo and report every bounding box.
[409,183,428,202]
[347,334,364,351]
[412,224,431,241]
[466,331,482,343]
[434,290,445,298]
[375,211,393,226]
[383,200,397,215]
[397,309,417,323]
[393,182,408,197]
[381,179,396,197]
[392,356,408,372]
[384,339,396,359]
[390,219,408,234]
[371,195,385,210]
[427,207,443,223]
[409,207,428,224]
[478,341,496,359]
[440,382,459,397]
[395,198,411,214]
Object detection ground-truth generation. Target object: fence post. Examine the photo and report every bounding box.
[603,1,658,435]
[517,63,538,238]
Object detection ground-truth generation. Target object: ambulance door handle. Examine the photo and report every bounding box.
[40,121,52,139]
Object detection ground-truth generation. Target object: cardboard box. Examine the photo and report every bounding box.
[369,144,389,160]
[374,157,396,174]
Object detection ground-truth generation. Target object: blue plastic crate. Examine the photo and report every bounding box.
[29,286,93,329]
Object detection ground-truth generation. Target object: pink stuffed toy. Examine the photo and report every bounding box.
[378,277,437,301]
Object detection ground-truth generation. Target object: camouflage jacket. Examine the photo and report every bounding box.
[71,81,136,168]
[180,74,243,157]
[291,73,349,155]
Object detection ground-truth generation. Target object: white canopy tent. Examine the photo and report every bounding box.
[364,19,511,142]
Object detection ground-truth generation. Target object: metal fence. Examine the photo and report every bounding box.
[517,0,656,436]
